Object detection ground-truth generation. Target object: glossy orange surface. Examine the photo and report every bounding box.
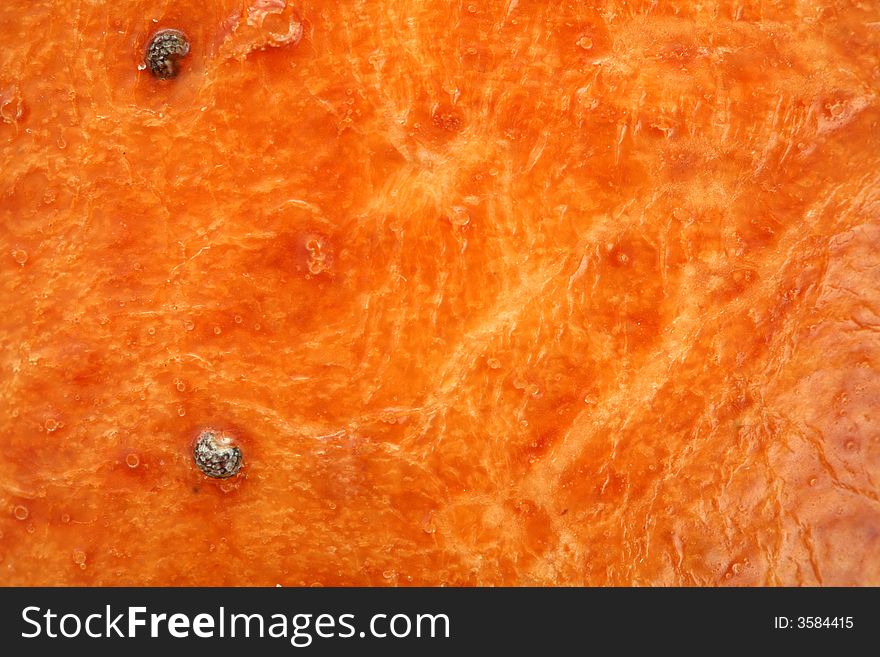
[1,0,879,585]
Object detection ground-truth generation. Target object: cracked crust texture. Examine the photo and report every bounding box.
[1,0,879,585]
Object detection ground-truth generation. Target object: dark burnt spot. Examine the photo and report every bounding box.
[193,429,243,479]
[144,29,190,80]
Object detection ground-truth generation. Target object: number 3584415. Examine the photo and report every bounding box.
[774,617,853,629]
[801,617,853,629]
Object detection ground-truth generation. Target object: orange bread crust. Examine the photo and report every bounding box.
[1,0,879,585]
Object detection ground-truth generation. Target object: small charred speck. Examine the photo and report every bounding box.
[144,29,190,80]
[193,430,243,479]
